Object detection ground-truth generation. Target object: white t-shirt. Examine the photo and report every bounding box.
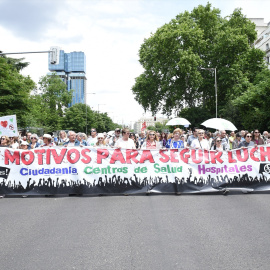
[190,139,210,150]
[115,138,136,149]
[87,137,98,147]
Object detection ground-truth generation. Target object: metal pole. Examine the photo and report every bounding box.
[0,51,50,55]
[214,68,217,118]
[86,93,96,135]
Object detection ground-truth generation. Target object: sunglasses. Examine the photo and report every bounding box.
[198,133,204,134]
[31,137,36,139]
[254,131,259,133]
[98,138,103,139]
[149,134,155,136]
[216,140,221,142]
[91,130,96,132]
[246,135,252,138]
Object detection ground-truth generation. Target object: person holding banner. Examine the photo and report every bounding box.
[41,134,55,147]
[129,132,139,149]
[63,131,81,147]
[138,131,146,148]
[141,130,161,150]
[0,136,10,147]
[160,132,167,147]
[95,133,108,148]
[87,128,98,147]
[20,141,29,150]
[9,137,19,149]
[233,133,242,149]
[252,130,264,146]
[238,133,255,148]
[165,128,184,149]
[190,129,209,150]
[28,134,40,149]
[211,138,226,151]
[115,128,136,149]
[76,133,87,146]
[58,130,68,145]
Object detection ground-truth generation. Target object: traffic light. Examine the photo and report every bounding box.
[154,116,156,121]
[49,46,60,65]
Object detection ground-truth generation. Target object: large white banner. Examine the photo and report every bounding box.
[1,146,270,194]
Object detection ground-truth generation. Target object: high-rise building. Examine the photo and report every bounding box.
[48,50,87,106]
[250,18,270,69]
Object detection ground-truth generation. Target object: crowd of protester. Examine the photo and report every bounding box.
[1,127,270,151]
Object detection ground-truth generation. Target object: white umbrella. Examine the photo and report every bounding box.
[166,117,191,126]
[201,118,237,131]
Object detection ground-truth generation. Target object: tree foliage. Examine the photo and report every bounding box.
[31,73,73,132]
[233,69,270,131]
[132,3,266,127]
[0,57,35,127]
[61,103,118,134]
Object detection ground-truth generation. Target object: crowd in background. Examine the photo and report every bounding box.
[1,127,270,151]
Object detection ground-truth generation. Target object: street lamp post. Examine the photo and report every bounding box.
[201,67,217,118]
[86,93,96,136]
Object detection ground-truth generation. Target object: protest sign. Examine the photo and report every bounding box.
[0,115,18,137]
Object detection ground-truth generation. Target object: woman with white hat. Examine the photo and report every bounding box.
[20,141,29,150]
[41,134,55,147]
[95,133,108,148]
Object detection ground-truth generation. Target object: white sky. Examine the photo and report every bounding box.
[0,0,269,126]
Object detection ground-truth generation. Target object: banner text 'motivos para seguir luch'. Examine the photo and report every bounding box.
[4,146,270,166]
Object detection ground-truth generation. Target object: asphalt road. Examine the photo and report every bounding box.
[1,194,270,270]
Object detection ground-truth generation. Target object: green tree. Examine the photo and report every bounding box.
[0,51,29,71]
[154,121,168,132]
[132,3,265,123]
[147,125,156,131]
[61,103,94,133]
[0,57,35,127]
[62,103,118,134]
[34,73,73,132]
[98,112,118,132]
[233,69,270,131]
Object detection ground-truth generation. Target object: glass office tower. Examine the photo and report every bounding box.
[48,50,86,106]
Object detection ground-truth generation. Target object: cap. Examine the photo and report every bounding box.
[21,141,29,146]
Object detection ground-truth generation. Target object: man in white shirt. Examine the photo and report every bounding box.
[190,129,209,150]
[115,128,136,149]
[87,128,98,147]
